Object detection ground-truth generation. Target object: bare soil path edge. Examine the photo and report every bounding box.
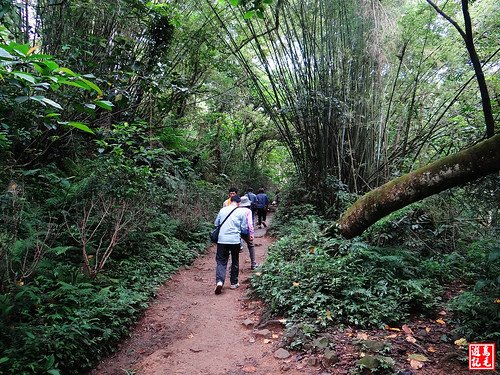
[89,214,309,375]
[89,213,472,375]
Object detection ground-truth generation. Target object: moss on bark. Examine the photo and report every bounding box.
[339,134,500,239]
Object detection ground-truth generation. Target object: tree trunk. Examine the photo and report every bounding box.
[425,0,495,138]
[338,133,500,239]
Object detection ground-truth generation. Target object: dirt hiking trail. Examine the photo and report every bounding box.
[89,213,471,375]
[90,214,310,375]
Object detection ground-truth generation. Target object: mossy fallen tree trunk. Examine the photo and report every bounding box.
[339,133,500,239]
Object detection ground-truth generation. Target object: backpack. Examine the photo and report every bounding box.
[256,193,267,209]
[247,192,257,209]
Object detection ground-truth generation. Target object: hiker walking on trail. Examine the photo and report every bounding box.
[255,188,270,228]
[246,188,257,221]
[214,195,247,295]
[238,196,258,270]
[223,187,238,207]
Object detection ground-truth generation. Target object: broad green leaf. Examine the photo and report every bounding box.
[30,96,46,105]
[68,121,95,134]
[55,67,77,77]
[84,103,96,109]
[59,79,91,90]
[33,63,45,74]
[0,47,13,59]
[263,0,273,4]
[47,369,60,375]
[95,100,114,110]
[256,9,264,19]
[229,0,239,5]
[50,83,61,91]
[15,96,30,103]
[11,43,30,56]
[45,113,61,118]
[45,355,55,368]
[43,60,59,71]
[13,71,36,84]
[0,357,9,364]
[34,82,51,90]
[41,97,63,110]
[243,10,255,19]
[80,78,102,94]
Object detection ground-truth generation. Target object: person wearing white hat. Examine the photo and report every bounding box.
[213,195,247,294]
[239,195,258,270]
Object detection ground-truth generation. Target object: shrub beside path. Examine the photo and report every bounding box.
[90,214,310,375]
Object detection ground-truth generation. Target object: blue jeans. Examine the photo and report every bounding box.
[216,243,240,285]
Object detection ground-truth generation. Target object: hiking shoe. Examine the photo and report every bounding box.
[215,281,223,295]
[230,283,240,289]
[251,263,259,270]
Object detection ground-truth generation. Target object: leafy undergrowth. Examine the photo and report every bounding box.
[0,221,211,375]
[253,216,441,329]
[252,207,499,373]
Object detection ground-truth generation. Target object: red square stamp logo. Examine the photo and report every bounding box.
[469,343,496,370]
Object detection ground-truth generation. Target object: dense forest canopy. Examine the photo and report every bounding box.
[0,0,498,373]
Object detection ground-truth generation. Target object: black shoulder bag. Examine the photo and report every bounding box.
[210,207,238,243]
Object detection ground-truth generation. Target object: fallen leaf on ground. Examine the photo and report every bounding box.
[263,339,272,344]
[356,332,369,340]
[384,325,401,331]
[410,359,424,369]
[427,346,437,353]
[242,365,257,373]
[454,338,468,347]
[435,318,446,325]
[408,354,429,362]
[406,335,417,344]
[425,327,431,333]
[386,334,398,339]
[402,324,414,335]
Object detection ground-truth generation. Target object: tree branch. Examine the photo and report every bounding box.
[425,0,466,39]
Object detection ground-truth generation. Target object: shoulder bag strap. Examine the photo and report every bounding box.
[217,207,239,228]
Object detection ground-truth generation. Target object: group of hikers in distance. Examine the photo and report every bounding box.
[213,187,271,295]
